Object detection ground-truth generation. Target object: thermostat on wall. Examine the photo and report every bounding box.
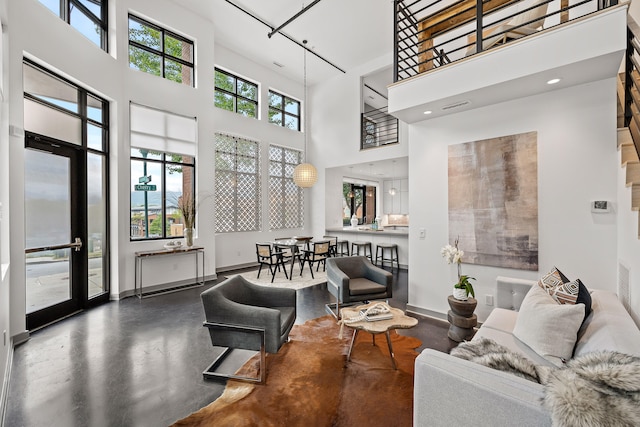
[591,201,610,213]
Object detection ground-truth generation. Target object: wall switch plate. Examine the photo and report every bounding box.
[419,228,426,239]
[485,295,494,306]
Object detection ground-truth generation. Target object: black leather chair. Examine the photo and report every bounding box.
[325,256,393,319]
[200,275,297,383]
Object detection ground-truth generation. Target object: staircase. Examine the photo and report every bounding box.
[618,71,640,237]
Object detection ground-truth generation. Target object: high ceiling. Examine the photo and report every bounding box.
[177,0,395,86]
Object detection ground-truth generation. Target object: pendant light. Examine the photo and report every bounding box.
[366,164,374,197]
[293,39,318,188]
[389,160,397,196]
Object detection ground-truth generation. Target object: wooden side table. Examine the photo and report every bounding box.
[447,295,477,342]
[340,303,418,369]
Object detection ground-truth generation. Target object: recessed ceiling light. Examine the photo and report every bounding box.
[547,78,561,85]
[423,110,432,115]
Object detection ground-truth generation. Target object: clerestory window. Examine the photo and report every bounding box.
[214,68,259,118]
[39,0,108,51]
[268,90,301,131]
[128,14,195,87]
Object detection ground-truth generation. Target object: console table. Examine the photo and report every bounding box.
[134,246,205,298]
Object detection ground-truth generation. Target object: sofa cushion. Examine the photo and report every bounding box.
[474,324,557,367]
[513,284,585,366]
[574,290,640,358]
[480,307,519,334]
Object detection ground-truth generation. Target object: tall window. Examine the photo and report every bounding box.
[214,68,258,118]
[268,90,301,130]
[269,146,303,229]
[129,104,197,240]
[128,15,194,87]
[39,0,108,51]
[215,133,261,233]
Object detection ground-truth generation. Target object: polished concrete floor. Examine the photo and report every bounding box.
[4,267,456,427]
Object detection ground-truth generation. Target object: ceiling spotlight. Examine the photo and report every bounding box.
[547,78,561,85]
[423,110,432,115]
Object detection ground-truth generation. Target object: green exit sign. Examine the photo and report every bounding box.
[134,184,157,191]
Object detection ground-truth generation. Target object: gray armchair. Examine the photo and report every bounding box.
[326,256,393,318]
[200,275,297,383]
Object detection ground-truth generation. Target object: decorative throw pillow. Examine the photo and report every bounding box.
[537,266,569,294]
[538,267,592,320]
[513,284,585,366]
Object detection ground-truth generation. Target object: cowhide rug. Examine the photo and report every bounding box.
[451,338,640,427]
[173,315,422,427]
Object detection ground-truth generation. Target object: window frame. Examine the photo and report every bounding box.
[214,133,262,233]
[268,145,303,230]
[214,68,259,119]
[128,14,195,87]
[40,0,108,51]
[129,150,196,241]
[268,90,301,131]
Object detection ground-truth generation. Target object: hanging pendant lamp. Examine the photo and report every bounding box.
[293,39,318,188]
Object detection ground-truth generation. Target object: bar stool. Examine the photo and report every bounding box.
[336,239,350,256]
[351,241,373,261]
[376,243,399,270]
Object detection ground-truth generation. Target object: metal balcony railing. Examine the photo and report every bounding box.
[361,107,399,150]
[394,0,618,82]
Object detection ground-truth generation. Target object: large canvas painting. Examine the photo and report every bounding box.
[448,132,538,271]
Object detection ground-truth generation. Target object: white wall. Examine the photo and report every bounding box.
[212,44,309,270]
[7,0,217,335]
[309,54,409,238]
[407,79,620,322]
[0,0,10,413]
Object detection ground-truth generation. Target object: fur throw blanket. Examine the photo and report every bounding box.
[451,338,640,427]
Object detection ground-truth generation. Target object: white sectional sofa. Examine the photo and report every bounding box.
[414,276,640,427]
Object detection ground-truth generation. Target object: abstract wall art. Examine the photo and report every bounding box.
[448,131,538,271]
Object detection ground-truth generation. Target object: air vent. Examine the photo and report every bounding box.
[273,61,284,68]
[442,100,471,111]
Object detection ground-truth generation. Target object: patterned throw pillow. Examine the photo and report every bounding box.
[537,267,592,320]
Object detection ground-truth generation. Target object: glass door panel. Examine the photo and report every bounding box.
[87,152,107,298]
[25,149,73,312]
[24,139,84,329]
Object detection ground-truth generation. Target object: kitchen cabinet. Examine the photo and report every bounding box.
[383,178,409,214]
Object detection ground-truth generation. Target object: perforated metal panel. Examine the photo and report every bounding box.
[215,133,261,233]
[269,145,303,230]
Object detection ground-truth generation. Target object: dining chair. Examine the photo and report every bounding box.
[300,240,331,279]
[323,235,339,257]
[255,243,288,282]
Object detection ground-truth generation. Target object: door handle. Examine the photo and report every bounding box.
[25,237,83,254]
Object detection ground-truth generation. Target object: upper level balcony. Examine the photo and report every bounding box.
[388,0,628,123]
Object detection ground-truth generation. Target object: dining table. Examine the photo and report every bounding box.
[273,236,313,280]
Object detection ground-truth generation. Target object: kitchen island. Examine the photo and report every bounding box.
[325,227,409,268]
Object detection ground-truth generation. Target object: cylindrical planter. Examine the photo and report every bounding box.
[452,287,468,301]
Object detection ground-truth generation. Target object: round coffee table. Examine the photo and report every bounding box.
[340,302,418,369]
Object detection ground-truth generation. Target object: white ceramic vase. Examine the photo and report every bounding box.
[452,287,468,301]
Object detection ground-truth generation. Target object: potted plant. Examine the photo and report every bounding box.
[178,192,196,246]
[441,237,475,301]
